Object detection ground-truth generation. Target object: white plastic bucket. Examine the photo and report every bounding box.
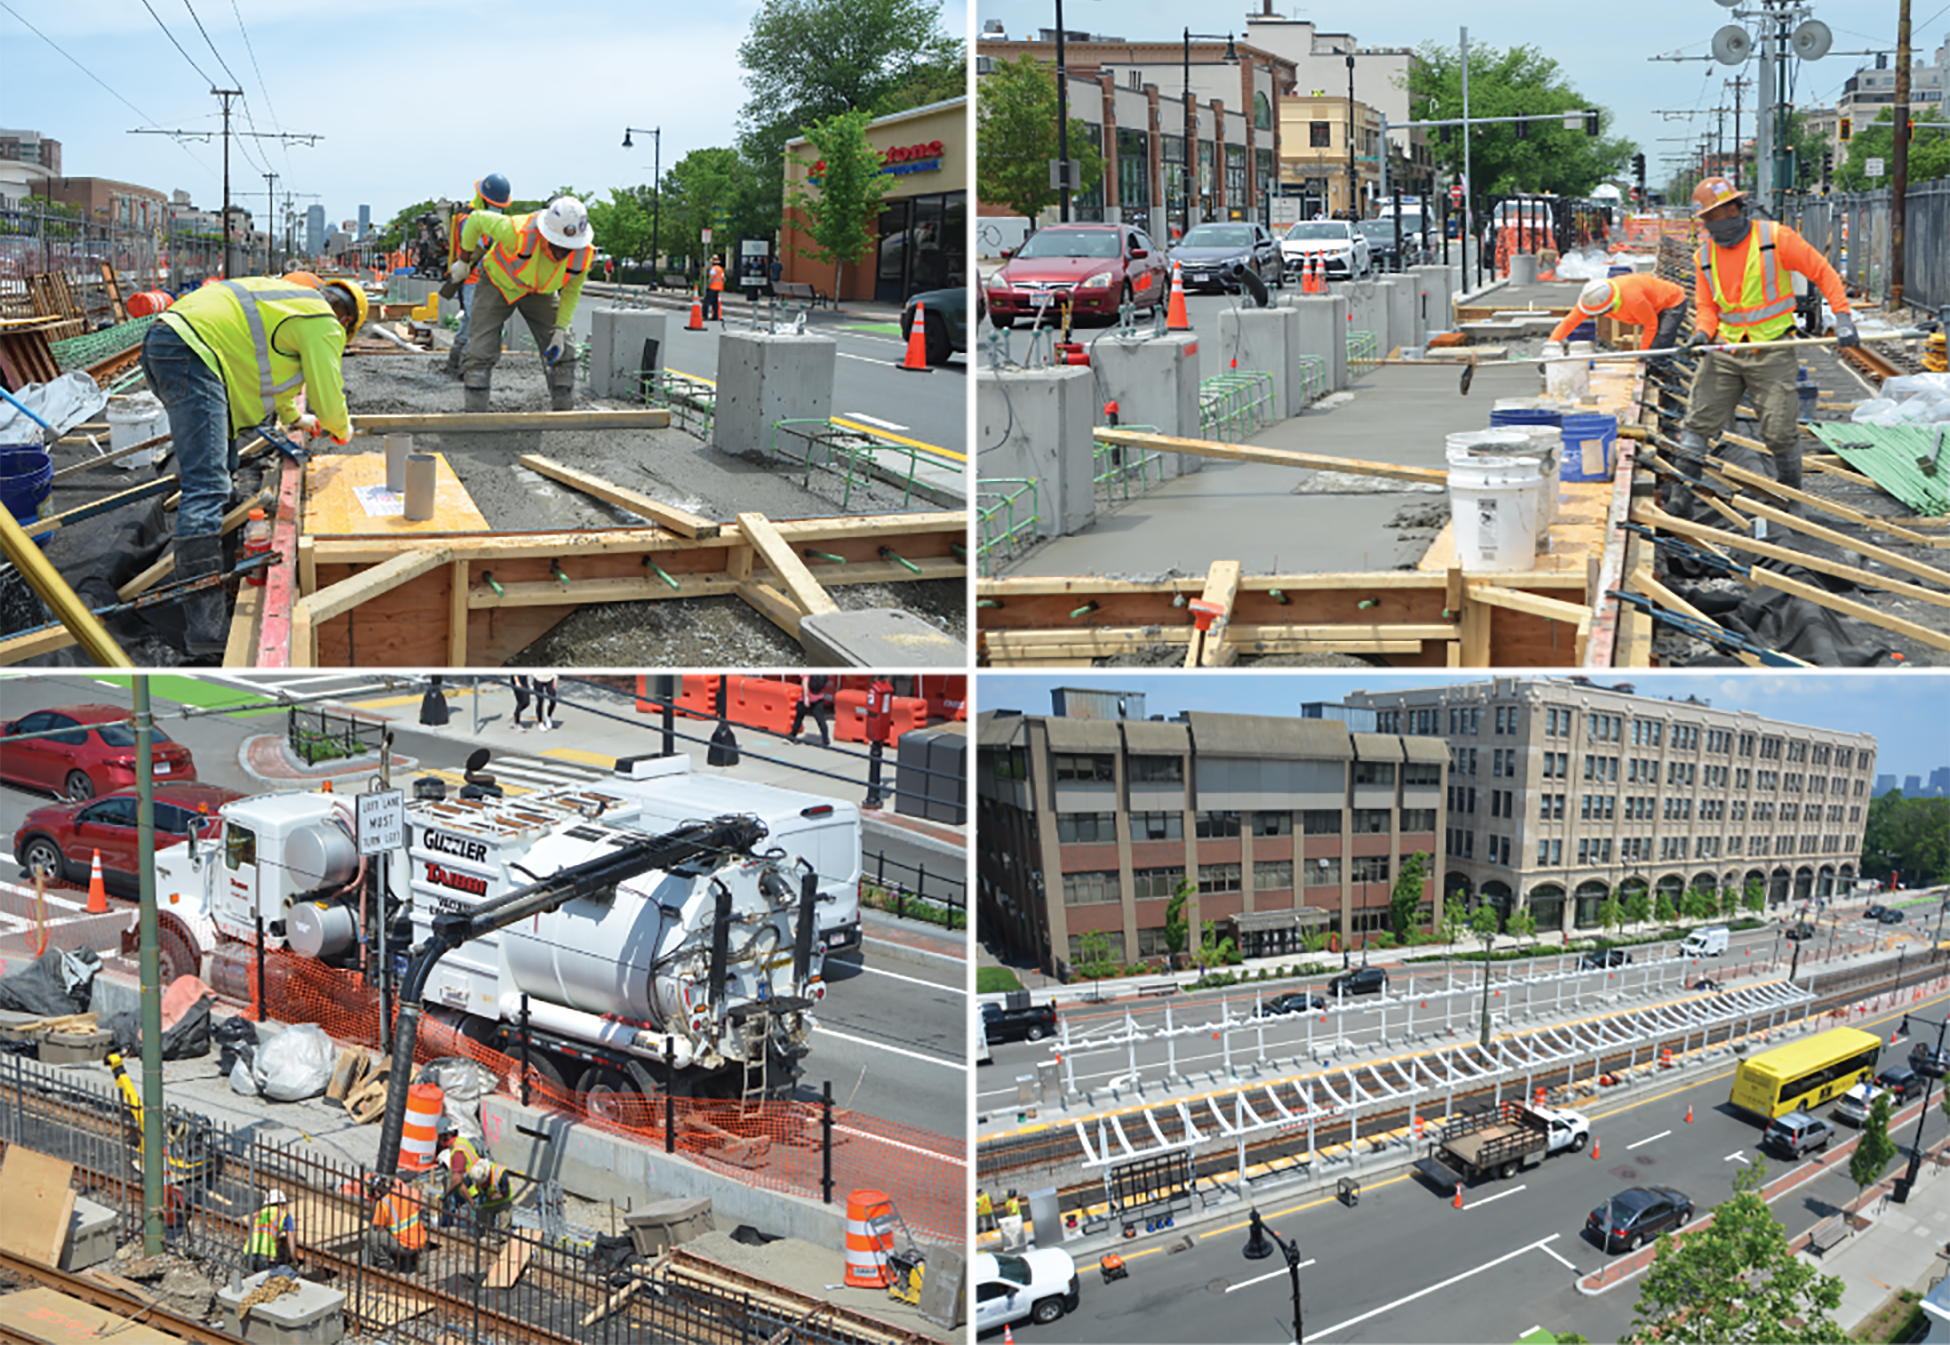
[1448,456,1542,573]
[1509,425,1563,538]
[1542,340,1590,401]
[107,392,168,470]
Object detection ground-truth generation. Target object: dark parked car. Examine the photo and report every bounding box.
[1,705,198,800]
[1874,1067,1924,1102]
[1328,966,1388,998]
[899,285,974,366]
[1910,1041,1949,1080]
[984,224,1169,328]
[1585,1185,1694,1253]
[1761,1110,1835,1158]
[1266,991,1326,1014]
[1864,905,1894,921]
[1874,907,1906,925]
[1580,948,1633,969]
[1356,216,1430,272]
[1784,923,1815,941]
[13,783,239,895]
[1167,222,1284,293]
[982,999,1058,1045]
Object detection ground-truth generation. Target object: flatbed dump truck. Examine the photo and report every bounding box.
[1419,1102,1592,1186]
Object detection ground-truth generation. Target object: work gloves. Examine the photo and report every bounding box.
[295,413,322,438]
[1833,312,1860,349]
[543,328,570,366]
[1683,330,1714,351]
[447,260,472,285]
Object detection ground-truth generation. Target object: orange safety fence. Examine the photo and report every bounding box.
[639,675,947,745]
[225,946,963,1243]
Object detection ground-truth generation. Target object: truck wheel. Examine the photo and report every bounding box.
[156,921,198,986]
[1031,1297,1066,1325]
[577,1065,639,1124]
[1025,1024,1047,1042]
[1498,1160,1517,1181]
[523,1052,576,1104]
[1570,1131,1589,1152]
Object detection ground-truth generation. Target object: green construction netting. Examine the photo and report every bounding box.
[1809,422,1950,516]
[51,314,160,373]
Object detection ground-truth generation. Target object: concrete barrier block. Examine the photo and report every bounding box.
[1381,277,1417,353]
[711,332,836,455]
[218,1275,346,1345]
[1414,264,1456,334]
[1219,306,1304,424]
[588,308,667,400]
[1090,333,1202,476]
[1288,294,1349,391]
[976,365,1096,538]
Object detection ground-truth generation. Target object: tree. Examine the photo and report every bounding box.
[1862,793,1950,887]
[1468,902,1500,945]
[1849,1092,1899,1214]
[1164,880,1193,961]
[1074,929,1117,979]
[1407,40,1633,199]
[1681,886,1714,923]
[1599,892,1625,943]
[583,186,660,269]
[1441,892,1467,952]
[660,147,763,276]
[1835,108,1950,191]
[1506,905,1537,942]
[1654,890,1679,926]
[784,109,895,295]
[1389,851,1430,939]
[1629,1162,1845,1343]
[1194,919,1237,972]
[1743,878,1767,917]
[976,53,1105,222]
[1624,889,1652,930]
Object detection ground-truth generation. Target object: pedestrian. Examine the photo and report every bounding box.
[139,275,364,656]
[456,196,595,413]
[508,675,532,732]
[1548,273,1689,365]
[1678,176,1855,491]
[768,256,782,295]
[443,174,514,378]
[791,674,832,747]
[363,1173,427,1272]
[245,1189,295,1272]
[530,671,559,732]
[704,254,725,322]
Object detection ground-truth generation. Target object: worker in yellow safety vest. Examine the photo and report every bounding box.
[363,1174,428,1273]
[456,195,595,412]
[976,1189,994,1234]
[245,1188,296,1272]
[442,173,514,378]
[139,274,366,657]
[704,255,725,322]
[1677,176,1855,492]
[438,1128,484,1227]
[457,1158,516,1235]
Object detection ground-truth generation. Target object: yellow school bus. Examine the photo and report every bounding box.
[1729,1026,1883,1120]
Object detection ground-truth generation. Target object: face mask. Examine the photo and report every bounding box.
[1705,214,1751,247]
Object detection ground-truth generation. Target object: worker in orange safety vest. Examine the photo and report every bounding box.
[457,195,595,412]
[1548,273,1689,364]
[704,255,726,322]
[363,1173,428,1273]
[1676,176,1855,492]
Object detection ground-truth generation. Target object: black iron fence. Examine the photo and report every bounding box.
[1787,180,1950,314]
[286,705,387,767]
[862,851,966,929]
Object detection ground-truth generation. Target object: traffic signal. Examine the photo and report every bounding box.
[1839,116,1852,141]
[1822,148,1833,180]
[1515,118,1528,140]
[1585,110,1600,137]
[1632,151,1647,181]
[1440,125,1451,143]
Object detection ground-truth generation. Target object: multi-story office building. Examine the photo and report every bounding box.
[1343,678,1878,930]
[976,701,1446,980]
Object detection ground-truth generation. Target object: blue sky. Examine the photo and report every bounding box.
[976,673,1950,783]
[976,0,1940,191]
[2,0,968,233]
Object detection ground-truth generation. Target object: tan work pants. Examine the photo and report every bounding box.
[1680,341,1803,489]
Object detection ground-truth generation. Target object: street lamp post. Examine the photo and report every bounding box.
[1892,1010,1948,1204]
[622,127,662,274]
[1243,1208,1304,1343]
[1182,29,1239,240]
[1479,925,1496,1048]
[1344,51,1358,221]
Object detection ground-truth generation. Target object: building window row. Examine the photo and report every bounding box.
[1056,811,1116,843]
[1063,871,1121,905]
[1133,866,1184,898]
[1541,751,1569,779]
[1447,829,1474,859]
[1054,753,1114,782]
[1587,712,1623,742]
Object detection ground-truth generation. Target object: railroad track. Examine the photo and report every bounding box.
[979,950,1945,1204]
[0,1248,242,1345]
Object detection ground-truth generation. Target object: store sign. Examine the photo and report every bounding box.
[811,140,948,184]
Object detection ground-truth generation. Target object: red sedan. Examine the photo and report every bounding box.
[984,224,1169,328]
[14,782,239,894]
[0,704,197,800]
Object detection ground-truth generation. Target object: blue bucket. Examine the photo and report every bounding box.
[1607,265,1633,278]
[1560,413,1619,482]
[1491,407,1564,428]
[1796,367,1818,419]
[1568,320,1597,343]
[0,446,54,548]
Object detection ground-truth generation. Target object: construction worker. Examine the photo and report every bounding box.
[443,173,514,378]
[139,274,365,656]
[975,1188,994,1235]
[438,1128,484,1226]
[246,1189,296,1273]
[1548,273,1689,364]
[457,1157,515,1235]
[704,255,725,322]
[456,195,595,413]
[1678,176,1856,492]
[363,1173,428,1273]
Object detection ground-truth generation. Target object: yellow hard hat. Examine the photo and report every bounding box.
[321,278,368,334]
[1691,176,1746,218]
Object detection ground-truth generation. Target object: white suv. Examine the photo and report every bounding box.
[974,1248,1080,1332]
[1280,220,1370,280]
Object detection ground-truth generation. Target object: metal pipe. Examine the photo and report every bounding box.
[0,507,133,667]
[134,676,165,1257]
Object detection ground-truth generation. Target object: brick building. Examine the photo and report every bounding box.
[32,176,170,234]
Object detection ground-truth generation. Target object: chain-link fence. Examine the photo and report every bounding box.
[1786,180,1950,314]
[0,200,255,316]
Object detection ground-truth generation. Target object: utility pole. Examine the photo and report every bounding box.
[262,171,278,273]
[1727,77,1750,188]
[211,88,243,279]
[1892,0,1912,306]
[1460,27,1473,271]
[1055,0,1070,223]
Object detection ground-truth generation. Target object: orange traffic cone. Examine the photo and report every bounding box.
[898,301,933,372]
[1166,262,1191,331]
[87,849,107,914]
[1004,1327,1015,1345]
[1684,1103,1694,1123]
[1590,1135,1601,1161]
[1453,1183,1463,1209]
[1308,255,1322,293]
[686,292,706,331]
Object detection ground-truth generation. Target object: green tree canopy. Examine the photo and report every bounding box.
[1836,108,1950,190]
[1849,1093,1899,1213]
[1164,880,1192,957]
[583,186,661,268]
[785,108,895,293]
[1862,793,1950,886]
[1406,41,1633,198]
[1654,890,1679,925]
[1389,851,1430,938]
[976,53,1105,221]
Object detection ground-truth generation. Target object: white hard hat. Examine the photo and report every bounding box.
[1577,278,1615,315]
[537,196,594,252]
[468,1159,493,1183]
[265,1189,288,1205]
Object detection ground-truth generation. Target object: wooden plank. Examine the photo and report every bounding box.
[1729,493,1950,591]
[1616,532,1654,668]
[447,559,470,664]
[737,580,805,638]
[735,513,840,616]
[1626,567,1787,669]
[1705,458,1945,548]
[1463,582,1592,627]
[518,454,719,539]
[252,456,307,669]
[0,1288,180,1345]
[1460,596,1492,666]
[1192,559,1241,669]
[1093,428,1449,487]
[1633,505,1950,615]
[357,409,671,433]
[471,576,745,608]
[0,1146,76,1266]
[114,490,271,601]
[302,547,453,625]
[485,1232,538,1289]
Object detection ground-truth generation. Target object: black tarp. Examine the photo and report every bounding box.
[0,948,102,1016]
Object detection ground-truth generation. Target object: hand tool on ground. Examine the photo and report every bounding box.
[1921,425,1946,479]
[1456,327,1931,395]
[1608,589,1808,666]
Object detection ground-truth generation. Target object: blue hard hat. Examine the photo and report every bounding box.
[476,174,513,209]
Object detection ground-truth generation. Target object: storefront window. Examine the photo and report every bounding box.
[1072,124,1104,221]
[872,188,966,305]
[1225,145,1247,217]
[1116,127,1151,229]
[1198,141,1214,214]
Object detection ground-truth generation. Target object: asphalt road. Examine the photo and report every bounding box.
[1015,988,1950,1344]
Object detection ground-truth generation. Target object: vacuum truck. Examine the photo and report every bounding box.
[144,755,846,1102]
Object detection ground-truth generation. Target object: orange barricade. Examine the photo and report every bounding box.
[729,676,801,736]
[675,675,720,719]
[885,696,929,740]
[918,675,967,722]
[834,689,872,743]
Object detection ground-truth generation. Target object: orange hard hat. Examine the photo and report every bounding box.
[1691,176,1746,218]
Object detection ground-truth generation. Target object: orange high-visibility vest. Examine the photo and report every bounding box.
[708,264,724,292]
[376,1187,427,1251]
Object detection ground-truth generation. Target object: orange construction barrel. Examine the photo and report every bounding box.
[398,1083,444,1171]
[842,1189,895,1287]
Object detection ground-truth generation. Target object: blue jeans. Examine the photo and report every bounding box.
[140,325,236,537]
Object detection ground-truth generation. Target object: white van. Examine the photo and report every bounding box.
[1682,926,1729,958]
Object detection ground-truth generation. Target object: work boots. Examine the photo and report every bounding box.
[175,532,231,658]
[463,373,491,414]
[547,368,576,413]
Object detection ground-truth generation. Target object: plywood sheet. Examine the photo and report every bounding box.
[1417,478,1615,575]
[305,451,488,537]
[0,1288,181,1345]
[0,1146,76,1266]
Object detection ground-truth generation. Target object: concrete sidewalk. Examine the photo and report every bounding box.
[1811,1156,1950,1337]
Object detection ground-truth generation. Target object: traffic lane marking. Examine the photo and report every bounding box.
[829,416,964,464]
[1725,1150,1750,1163]
[1538,1242,1578,1271]
[1225,1258,1317,1292]
[854,962,964,993]
[841,412,910,432]
[1308,1235,1566,1339]
[1463,1183,1527,1210]
[1628,1129,1672,1150]
[816,1026,963,1070]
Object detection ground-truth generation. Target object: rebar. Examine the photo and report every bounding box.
[977,478,1040,576]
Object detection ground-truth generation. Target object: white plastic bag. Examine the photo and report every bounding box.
[253,1023,337,1102]
[230,1058,261,1096]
